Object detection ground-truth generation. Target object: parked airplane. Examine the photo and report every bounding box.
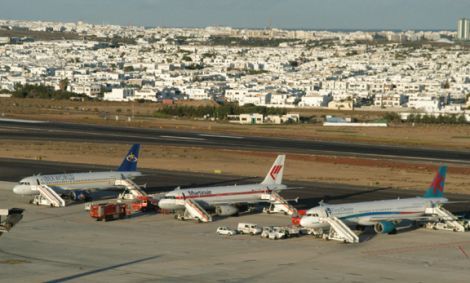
[158,155,292,218]
[300,165,451,234]
[12,144,142,198]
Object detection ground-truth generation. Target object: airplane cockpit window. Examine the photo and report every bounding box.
[19,182,31,185]
[163,196,176,199]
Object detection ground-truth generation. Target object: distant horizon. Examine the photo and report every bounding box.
[0,0,468,31]
[0,17,458,33]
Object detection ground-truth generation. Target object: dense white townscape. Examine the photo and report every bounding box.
[0,19,469,120]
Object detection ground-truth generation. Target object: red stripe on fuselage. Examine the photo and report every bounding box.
[175,189,270,199]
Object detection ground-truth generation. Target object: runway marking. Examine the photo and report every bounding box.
[0,118,46,124]
[199,134,244,139]
[159,135,206,141]
[458,246,469,259]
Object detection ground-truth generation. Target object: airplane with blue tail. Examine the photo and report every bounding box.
[12,144,142,198]
[300,166,450,234]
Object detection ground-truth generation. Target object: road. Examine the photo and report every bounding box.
[2,157,469,214]
[0,119,470,163]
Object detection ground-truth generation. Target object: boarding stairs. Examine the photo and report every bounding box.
[182,199,212,223]
[115,179,147,201]
[33,185,66,207]
[261,191,297,216]
[324,216,359,244]
[425,206,466,232]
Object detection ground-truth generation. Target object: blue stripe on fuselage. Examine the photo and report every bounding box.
[339,211,417,220]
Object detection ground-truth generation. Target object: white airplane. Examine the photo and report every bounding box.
[158,155,289,217]
[300,165,450,234]
[12,144,142,198]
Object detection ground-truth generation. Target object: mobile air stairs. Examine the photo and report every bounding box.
[261,191,298,216]
[31,185,66,207]
[115,179,148,201]
[323,216,360,243]
[424,206,467,232]
[175,198,213,223]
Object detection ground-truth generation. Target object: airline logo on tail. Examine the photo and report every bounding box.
[424,165,447,198]
[431,173,444,195]
[126,153,138,163]
[117,144,140,172]
[270,165,283,180]
[261,155,285,185]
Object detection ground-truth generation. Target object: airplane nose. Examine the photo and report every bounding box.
[13,186,22,194]
[299,216,313,228]
[157,199,171,209]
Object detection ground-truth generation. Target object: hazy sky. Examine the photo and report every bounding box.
[0,0,468,30]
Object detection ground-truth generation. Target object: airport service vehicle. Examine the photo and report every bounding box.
[285,226,301,237]
[216,226,237,236]
[300,166,467,243]
[261,226,274,238]
[237,223,262,235]
[89,203,127,221]
[13,144,142,207]
[0,208,24,236]
[268,227,288,240]
[158,155,298,222]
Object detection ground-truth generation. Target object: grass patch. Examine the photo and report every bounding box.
[0,259,31,265]
[316,129,358,134]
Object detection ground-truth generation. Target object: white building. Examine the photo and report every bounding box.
[133,88,157,102]
[457,18,470,40]
[374,93,407,108]
[103,88,134,101]
[185,88,211,100]
[408,94,443,112]
[298,92,332,107]
[238,113,264,124]
[71,84,101,98]
[238,93,271,106]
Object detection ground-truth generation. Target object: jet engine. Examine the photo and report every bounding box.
[374,221,397,234]
[215,205,239,216]
[69,190,92,202]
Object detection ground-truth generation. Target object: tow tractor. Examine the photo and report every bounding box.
[0,208,24,236]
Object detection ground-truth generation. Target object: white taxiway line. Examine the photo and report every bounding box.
[198,134,244,139]
[0,118,47,124]
[159,135,206,141]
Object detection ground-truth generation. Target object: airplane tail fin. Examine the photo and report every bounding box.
[423,165,447,198]
[117,144,140,172]
[261,155,285,185]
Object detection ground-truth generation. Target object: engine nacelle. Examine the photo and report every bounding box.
[374,221,396,234]
[215,205,239,216]
[69,190,92,201]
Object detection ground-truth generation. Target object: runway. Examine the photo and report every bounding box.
[2,158,469,214]
[1,119,470,163]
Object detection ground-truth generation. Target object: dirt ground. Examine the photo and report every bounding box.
[1,140,469,195]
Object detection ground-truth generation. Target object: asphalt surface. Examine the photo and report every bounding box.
[2,157,469,214]
[1,119,470,163]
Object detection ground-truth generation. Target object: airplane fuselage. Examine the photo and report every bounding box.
[300,197,448,228]
[13,171,142,195]
[158,183,286,210]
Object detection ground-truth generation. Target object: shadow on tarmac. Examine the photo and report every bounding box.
[45,255,161,283]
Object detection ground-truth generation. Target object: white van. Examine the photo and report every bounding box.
[237,223,262,235]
